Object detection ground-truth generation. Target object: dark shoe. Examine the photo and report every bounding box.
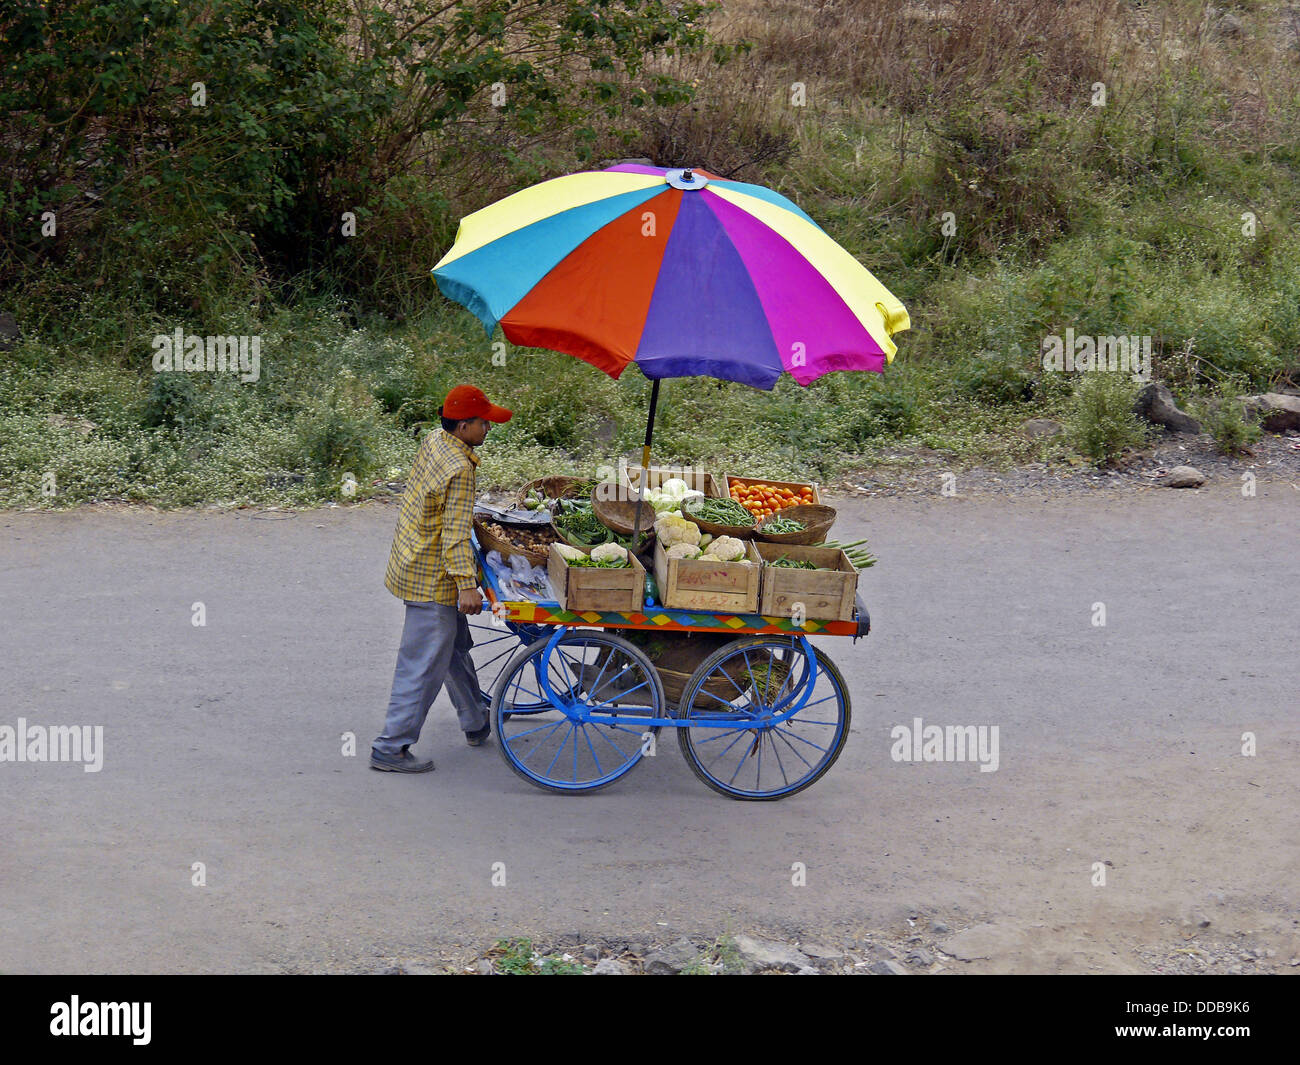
[370,747,435,773]
[465,722,492,747]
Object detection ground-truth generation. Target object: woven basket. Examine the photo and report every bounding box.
[591,492,658,538]
[515,475,592,510]
[473,515,553,567]
[679,498,758,540]
[754,503,837,545]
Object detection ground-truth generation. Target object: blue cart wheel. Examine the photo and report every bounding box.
[467,616,550,717]
[676,635,850,800]
[492,630,665,793]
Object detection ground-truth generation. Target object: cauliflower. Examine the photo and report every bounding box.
[666,543,701,561]
[708,535,746,562]
[645,476,704,513]
[554,544,587,562]
[697,552,720,562]
[590,542,629,565]
[654,512,701,548]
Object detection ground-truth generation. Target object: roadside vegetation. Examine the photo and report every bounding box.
[3,0,1298,507]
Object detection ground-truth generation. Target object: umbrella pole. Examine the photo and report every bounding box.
[630,378,660,550]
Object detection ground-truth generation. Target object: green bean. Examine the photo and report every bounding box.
[683,497,755,526]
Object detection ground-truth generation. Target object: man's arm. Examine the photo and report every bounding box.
[442,464,481,610]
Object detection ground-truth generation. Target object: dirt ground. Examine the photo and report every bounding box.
[1,473,1296,974]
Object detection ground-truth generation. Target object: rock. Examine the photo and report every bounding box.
[591,958,632,975]
[938,923,1012,962]
[732,934,812,974]
[1213,12,1244,38]
[930,921,951,935]
[403,962,441,975]
[870,959,908,975]
[642,937,699,975]
[581,943,600,961]
[46,414,97,437]
[1133,382,1201,433]
[1243,393,1300,433]
[1022,418,1063,440]
[798,941,845,961]
[475,959,493,975]
[795,966,820,975]
[0,311,19,351]
[908,948,935,967]
[1160,465,1205,488]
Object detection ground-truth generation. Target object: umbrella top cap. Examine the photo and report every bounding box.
[665,167,709,191]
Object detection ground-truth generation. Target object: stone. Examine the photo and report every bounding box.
[731,934,812,974]
[930,921,951,935]
[46,414,97,437]
[1244,393,1300,433]
[591,958,632,975]
[908,948,936,967]
[643,937,699,975]
[1214,12,1244,38]
[938,923,1014,962]
[1160,466,1205,488]
[475,959,493,975]
[0,311,19,351]
[870,959,908,975]
[798,941,845,961]
[1133,382,1201,433]
[795,966,820,975]
[1022,418,1063,440]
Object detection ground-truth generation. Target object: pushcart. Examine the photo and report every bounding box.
[468,533,870,801]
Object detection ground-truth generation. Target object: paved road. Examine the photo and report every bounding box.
[2,484,1296,973]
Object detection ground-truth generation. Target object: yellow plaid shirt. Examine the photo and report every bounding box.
[385,429,480,605]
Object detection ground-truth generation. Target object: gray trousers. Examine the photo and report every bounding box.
[373,601,486,755]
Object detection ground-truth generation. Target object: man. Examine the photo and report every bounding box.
[371,384,512,773]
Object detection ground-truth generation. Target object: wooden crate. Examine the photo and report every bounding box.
[653,538,761,613]
[725,473,821,505]
[547,543,645,613]
[613,461,723,499]
[754,542,858,621]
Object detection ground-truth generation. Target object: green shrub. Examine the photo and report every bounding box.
[1066,374,1151,466]
[1198,386,1262,456]
[952,350,1037,405]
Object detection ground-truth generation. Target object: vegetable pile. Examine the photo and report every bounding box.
[483,521,558,556]
[729,479,814,520]
[682,496,754,528]
[819,538,877,569]
[552,498,615,547]
[757,514,806,534]
[522,478,596,512]
[554,542,631,568]
[654,512,752,563]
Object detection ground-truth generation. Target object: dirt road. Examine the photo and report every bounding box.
[2,483,1296,974]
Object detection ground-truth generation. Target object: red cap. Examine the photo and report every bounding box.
[442,384,512,423]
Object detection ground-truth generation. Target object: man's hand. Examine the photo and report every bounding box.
[457,588,484,615]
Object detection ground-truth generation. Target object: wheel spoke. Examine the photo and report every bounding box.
[678,637,848,799]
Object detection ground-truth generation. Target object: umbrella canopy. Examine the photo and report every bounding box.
[433,163,909,390]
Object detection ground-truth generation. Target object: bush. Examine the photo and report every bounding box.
[952,350,1036,405]
[840,384,920,446]
[1066,374,1151,466]
[1198,386,1262,457]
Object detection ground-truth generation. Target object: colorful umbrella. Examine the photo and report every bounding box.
[433,163,909,391]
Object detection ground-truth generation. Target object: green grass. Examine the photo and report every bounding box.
[5,3,1299,507]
